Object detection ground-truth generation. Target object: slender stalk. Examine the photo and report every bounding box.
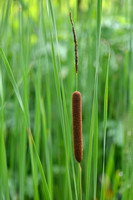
[76,73,78,91]
[78,163,82,200]
[100,44,110,200]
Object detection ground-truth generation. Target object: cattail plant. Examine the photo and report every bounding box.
[70,12,82,200]
[70,12,83,163]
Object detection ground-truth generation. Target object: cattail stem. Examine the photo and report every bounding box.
[76,73,78,91]
[78,163,82,200]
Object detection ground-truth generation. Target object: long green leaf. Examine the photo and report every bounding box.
[28,129,51,200]
[100,44,110,200]
[0,47,24,112]
[28,130,40,200]
[0,69,10,200]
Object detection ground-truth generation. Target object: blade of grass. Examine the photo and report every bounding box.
[40,98,53,198]
[0,47,24,112]
[0,0,11,39]
[100,43,110,200]
[93,95,98,199]
[19,5,30,200]
[28,129,40,200]
[124,50,128,112]
[86,0,102,199]
[0,69,10,200]
[28,128,51,200]
[94,0,102,198]
[34,63,41,153]
[86,94,96,199]
[40,2,53,198]
[33,50,41,199]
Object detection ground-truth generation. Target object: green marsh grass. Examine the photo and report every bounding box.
[0,68,10,200]
[0,0,133,199]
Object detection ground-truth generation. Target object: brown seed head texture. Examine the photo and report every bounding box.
[72,91,83,162]
[69,12,78,74]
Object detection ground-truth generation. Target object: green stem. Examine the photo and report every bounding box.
[78,163,82,200]
[76,73,78,91]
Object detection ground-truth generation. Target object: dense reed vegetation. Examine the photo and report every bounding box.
[0,0,133,199]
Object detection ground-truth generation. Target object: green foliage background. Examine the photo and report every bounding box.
[0,0,133,199]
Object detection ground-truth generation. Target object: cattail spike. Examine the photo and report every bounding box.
[72,91,83,162]
[70,12,78,74]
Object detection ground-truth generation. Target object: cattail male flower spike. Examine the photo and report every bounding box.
[69,12,78,74]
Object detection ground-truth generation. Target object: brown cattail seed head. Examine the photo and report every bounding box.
[72,91,83,162]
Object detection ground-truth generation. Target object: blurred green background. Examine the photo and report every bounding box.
[0,0,133,199]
